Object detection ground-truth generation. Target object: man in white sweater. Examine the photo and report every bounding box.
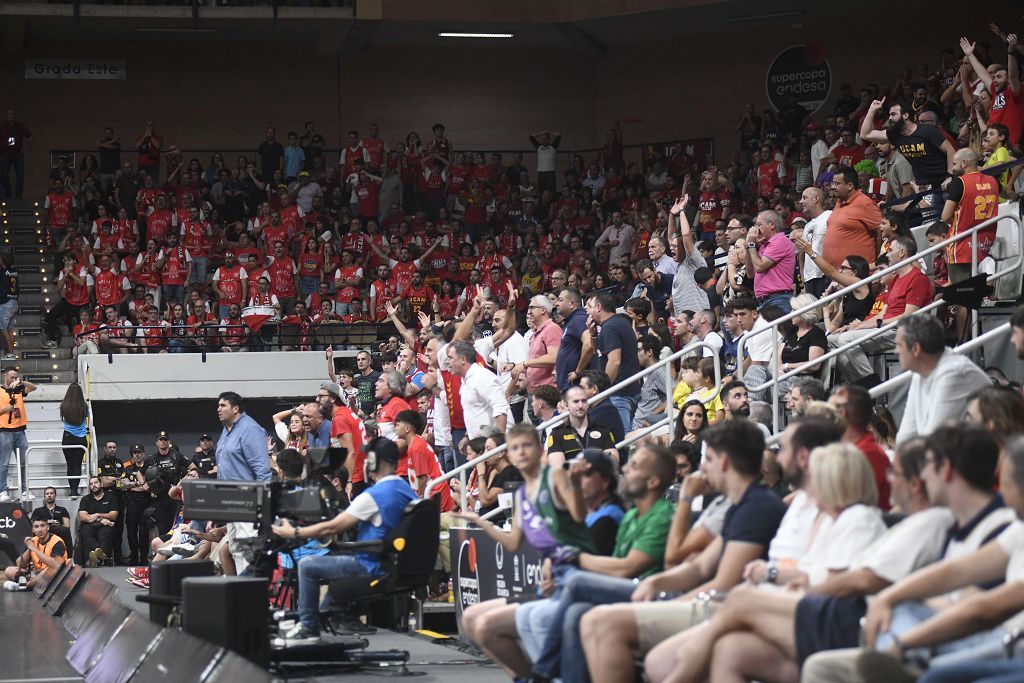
[895,315,989,445]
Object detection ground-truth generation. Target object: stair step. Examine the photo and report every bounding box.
[18,305,41,315]
[21,348,71,360]
[14,358,74,373]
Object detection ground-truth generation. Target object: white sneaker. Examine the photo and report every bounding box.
[0,353,15,361]
[0,491,9,502]
[2,580,25,592]
[20,491,34,501]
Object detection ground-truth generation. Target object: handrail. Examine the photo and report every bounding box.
[738,211,1023,433]
[425,337,722,500]
[15,444,89,498]
[84,361,97,476]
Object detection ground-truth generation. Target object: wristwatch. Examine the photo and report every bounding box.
[746,242,757,250]
[766,562,779,584]
[294,526,301,540]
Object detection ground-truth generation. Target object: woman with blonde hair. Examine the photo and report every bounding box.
[777,292,827,396]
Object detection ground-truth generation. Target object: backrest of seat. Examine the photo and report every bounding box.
[382,497,440,584]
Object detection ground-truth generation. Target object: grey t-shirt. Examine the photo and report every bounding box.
[671,248,710,316]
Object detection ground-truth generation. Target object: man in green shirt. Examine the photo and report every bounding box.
[515,443,677,682]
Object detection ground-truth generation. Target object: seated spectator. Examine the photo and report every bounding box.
[828,384,892,510]
[777,292,827,395]
[733,296,778,400]
[577,419,787,682]
[784,376,826,416]
[632,335,669,431]
[828,235,931,388]
[894,315,989,445]
[2,509,68,591]
[673,399,708,449]
[78,475,120,567]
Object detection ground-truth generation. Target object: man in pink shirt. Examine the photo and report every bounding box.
[741,209,796,312]
[511,295,562,407]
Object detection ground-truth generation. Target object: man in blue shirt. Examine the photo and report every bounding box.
[271,437,416,646]
[555,287,587,391]
[214,391,270,481]
[302,398,332,448]
[590,293,642,433]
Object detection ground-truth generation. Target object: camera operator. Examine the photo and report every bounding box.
[120,444,151,566]
[96,440,126,563]
[147,431,188,535]
[2,508,68,591]
[271,438,416,647]
[35,486,72,552]
[190,434,218,478]
[78,475,120,567]
[0,368,36,502]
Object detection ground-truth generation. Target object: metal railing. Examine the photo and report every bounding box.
[13,443,89,498]
[84,362,97,476]
[425,337,722,507]
[737,211,1023,433]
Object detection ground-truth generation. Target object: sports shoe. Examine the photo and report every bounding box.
[155,547,176,558]
[0,491,9,502]
[3,580,26,592]
[88,548,107,568]
[42,340,57,349]
[169,543,199,558]
[126,576,149,589]
[127,566,149,580]
[272,623,321,648]
[0,353,16,361]
[20,491,34,501]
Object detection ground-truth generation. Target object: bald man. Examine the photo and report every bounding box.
[798,186,831,297]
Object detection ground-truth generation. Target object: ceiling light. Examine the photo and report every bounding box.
[438,32,514,39]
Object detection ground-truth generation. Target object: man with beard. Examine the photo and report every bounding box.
[859,97,954,223]
[476,444,675,682]
[963,34,1024,145]
[546,385,617,464]
[78,475,120,567]
[190,434,217,477]
[354,350,381,417]
[34,486,72,552]
[120,445,152,565]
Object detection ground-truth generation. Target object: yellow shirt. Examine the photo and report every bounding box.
[983,146,1012,200]
[692,386,723,423]
[672,381,693,409]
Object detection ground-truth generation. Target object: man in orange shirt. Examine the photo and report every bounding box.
[823,166,882,269]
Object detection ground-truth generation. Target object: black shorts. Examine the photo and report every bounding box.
[794,594,866,666]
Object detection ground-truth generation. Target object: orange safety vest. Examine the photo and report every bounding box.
[30,532,67,572]
[1,390,26,431]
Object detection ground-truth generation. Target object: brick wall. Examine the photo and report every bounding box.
[2,11,1012,197]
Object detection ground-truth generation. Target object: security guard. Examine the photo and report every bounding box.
[121,444,152,566]
[546,385,617,464]
[96,440,126,563]
[189,434,218,478]
[147,431,188,535]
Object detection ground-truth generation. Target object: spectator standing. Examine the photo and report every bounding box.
[214,391,269,481]
[282,132,305,182]
[632,335,669,430]
[647,236,678,276]
[96,127,121,192]
[0,109,31,200]
[555,287,588,390]
[0,368,35,502]
[595,211,635,267]
[448,340,508,443]
[894,316,989,445]
[591,293,642,433]
[258,127,284,181]
[798,187,831,297]
[133,121,163,180]
[635,261,674,322]
[742,210,796,312]
[512,296,561,400]
[822,166,882,270]
[354,350,381,417]
[59,383,88,499]
[530,130,561,195]
[374,370,410,442]
[963,34,1024,145]
[667,197,710,315]
[0,252,17,361]
[44,253,93,349]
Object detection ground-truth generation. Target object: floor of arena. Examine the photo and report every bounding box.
[0,567,505,682]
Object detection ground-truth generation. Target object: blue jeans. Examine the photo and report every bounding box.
[435,444,456,473]
[0,155,25,198]
[167,337,188,353]
[533,571,637,681]
[300,276,320,295]
[297,553,370,631]
[878,601,1007,667]
[758,292,792,313]
[189,257,208,288]
[451,428,467,468]
[162,284,185,308]
[0,429,29,494]
[920,659,1024,683]
[609,395,638,440]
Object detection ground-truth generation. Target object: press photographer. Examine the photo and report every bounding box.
[270,438,415,647]
[0,368,36,502]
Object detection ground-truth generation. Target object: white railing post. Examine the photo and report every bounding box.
[665,355,674,438]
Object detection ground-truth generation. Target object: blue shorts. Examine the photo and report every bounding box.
[0,300,16,330]
[794,594,866,666]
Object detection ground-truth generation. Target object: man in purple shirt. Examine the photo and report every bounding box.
[741,209,796,312]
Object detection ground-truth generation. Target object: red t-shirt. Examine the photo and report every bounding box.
[402,435,454,513]
[331,405,368,483]
[856,433,892,511]
[697,189,731,235]
[354,181,380,218]
[46,192,74,229]
[757,160,784,198]
[883,269,932,319]
[988,82,1024,145]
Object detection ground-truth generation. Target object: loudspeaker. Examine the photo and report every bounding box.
[37,561,71,601]
[46,564,86,616]
[202,649,272,683]
[62,573,117,637]
[128,629,225,682]
[82,612,162,683]
[182,577,270,667]
[66,600,132,674]
[147,559,215,626]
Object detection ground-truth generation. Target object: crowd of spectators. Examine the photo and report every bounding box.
[8,20,1024,682]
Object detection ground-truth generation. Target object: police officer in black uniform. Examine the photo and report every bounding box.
[121,444,152,566]
[147,431,188,535]
[545,385,617,463]
[95,440,126,563]
[190,434,218,478]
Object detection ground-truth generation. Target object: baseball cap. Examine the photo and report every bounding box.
[130,444,145,453]
[199,434,212,441]
[364,437,400,467]
[157,431,170,440]
[298,171,310,177]
[806,122,819,131]
[580,449,617,482]
[320,381,341,399]
[224,250,236,257]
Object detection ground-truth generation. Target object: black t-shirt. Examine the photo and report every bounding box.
[0,266,17,305]
[479,465,525,517]
[97,144,121,174]
[79,491,120,521]
[842,291,874,326]
[258,140,285,179]
[356,369,381,414]
[721,482,787,554]
[780,325,828,365]
[546,422,617,461]
[885,124,948,187]
[123,461,150,501]
[38,504,71,527]
[191,448,217,477]
[96,455,125,492]
[597,314,641,397]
